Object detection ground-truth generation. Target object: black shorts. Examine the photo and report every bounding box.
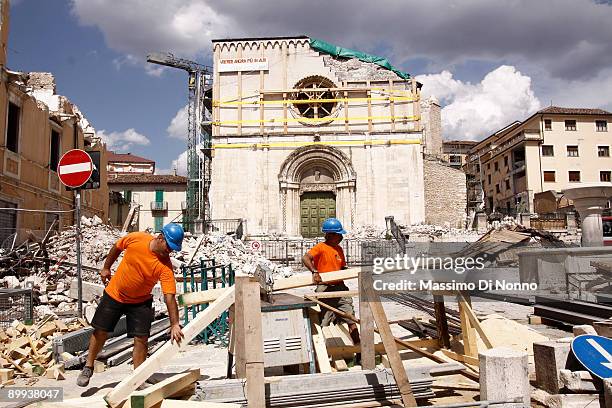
[91,291,154,337]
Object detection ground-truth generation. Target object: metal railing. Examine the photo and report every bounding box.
[249,238,402,267]
[181,259,234,345]
[150,201,168,211]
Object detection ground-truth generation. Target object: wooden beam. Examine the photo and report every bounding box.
[458,295,477,358]
[327,338,440,358]
[179,267,362,307]
[439,349,479,367]
[322,326,348,371]
[129,370,200,408]
[160,401,241,408]
[238,277,265,408]
[433,295,450,349]
[104,287,236,408]
[458,293,493,349]
[304,295,479,382]
[362,284,417,407]
[306,290,358,299]
[359,269,375,370]
[308,309,332,373]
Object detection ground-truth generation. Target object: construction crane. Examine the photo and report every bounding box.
[147,52,213,233]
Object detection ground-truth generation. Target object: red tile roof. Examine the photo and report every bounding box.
[107,174,187,184]
[107,151,155,164]
[538,106,612,115]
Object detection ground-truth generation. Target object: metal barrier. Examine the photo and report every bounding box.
[252,238,402,267]
[181,259,234,345]
[0,288,34,327]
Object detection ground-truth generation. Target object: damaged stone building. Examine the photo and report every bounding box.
[210,35,453,237]
[0,1,108,244]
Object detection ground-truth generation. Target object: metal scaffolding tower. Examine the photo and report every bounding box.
[147,53,213,233]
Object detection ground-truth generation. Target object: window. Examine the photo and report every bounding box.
[565,120,577,131]
[505,179,510,189]
[49,130,60,172]
[544,119,552,131]
[476,164,480,173]
[542,145,554,156]
[495,184,500,193]
[494,161,499,171]
[6,102,20,153]
[504,156,508,167]
[567,145,579,157]
[596,120,608,132]
[291,76,338,120]
[487,174,491,184]
[543,171,556,182]
[601,171,611,182]
[123,190,132,202]
[569,171,581,182]
[487,163,490,170]
[598,146,610,157]
[449,154,462,164]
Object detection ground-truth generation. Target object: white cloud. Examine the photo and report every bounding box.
[97,128,151,151]
[417,66,541,140]
[165,143,207,176]
[167,105,188,139]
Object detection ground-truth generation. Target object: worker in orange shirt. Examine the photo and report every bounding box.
[77,224,185,387]
[302,218,361,357]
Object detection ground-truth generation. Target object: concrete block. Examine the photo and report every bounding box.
[559,369,600,392]
[545,393,601,408]
[68,279,104,302]
[572,325,597,336]
[604,378,612,408]
[533,341,571,393]
[593,321,612,338]
[479,347,529,408]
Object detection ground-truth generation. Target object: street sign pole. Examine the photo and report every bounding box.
[75,190,83,318]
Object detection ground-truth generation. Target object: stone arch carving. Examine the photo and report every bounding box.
[278,144,356,185]
[278,145,356,235]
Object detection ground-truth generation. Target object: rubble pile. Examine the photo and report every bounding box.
[400,224,481,242]
[345,225,386,239]
[0,317,89,381]
[175,234,295,278]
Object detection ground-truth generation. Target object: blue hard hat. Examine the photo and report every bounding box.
[321,218,346,234]
[161,223,184,251]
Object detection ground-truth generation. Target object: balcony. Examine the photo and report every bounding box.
[181,201,188,211]
[150,201,168,211]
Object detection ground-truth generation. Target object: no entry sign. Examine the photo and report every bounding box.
[57,149,93,188]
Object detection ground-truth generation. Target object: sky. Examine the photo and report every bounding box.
[8,0,612,174]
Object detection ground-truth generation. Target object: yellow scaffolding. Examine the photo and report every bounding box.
[211,139,422,150]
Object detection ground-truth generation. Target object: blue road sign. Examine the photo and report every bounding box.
[572,334,612,379]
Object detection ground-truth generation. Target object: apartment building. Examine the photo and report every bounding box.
[442,140,477,168]
[107,151,155,175]
[0,1,108,244]
[464,106,612,215]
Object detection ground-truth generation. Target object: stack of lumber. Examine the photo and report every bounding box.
[196,364,464,407]
[0,316,88,381]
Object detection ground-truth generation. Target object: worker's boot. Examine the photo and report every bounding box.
[76,366,93,387]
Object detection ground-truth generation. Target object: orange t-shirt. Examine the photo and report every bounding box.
[105,232,176,304]
[308,242,346,274]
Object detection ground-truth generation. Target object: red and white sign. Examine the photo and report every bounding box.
[250,240,262,252]
[57,149,93,188]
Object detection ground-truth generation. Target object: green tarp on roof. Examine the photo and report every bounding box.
[309,38,410,80]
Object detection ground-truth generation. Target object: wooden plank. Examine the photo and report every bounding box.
[458,293,493,349]
[160,401,241,408]
[306,290,358,299]
[179,267,361,307]
[308,309,332,374]
[362,284,417,407]
[129,370,200,408]
[322,326,348,372]
[104,287,236,408]
[304,295,479,382]
[327,338,440,358]
[359,268,375,370]
[440,349,479,367]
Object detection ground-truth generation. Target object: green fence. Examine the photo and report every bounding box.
[181,259,235,345]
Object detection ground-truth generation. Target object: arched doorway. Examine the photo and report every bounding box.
[278,145,356,236]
